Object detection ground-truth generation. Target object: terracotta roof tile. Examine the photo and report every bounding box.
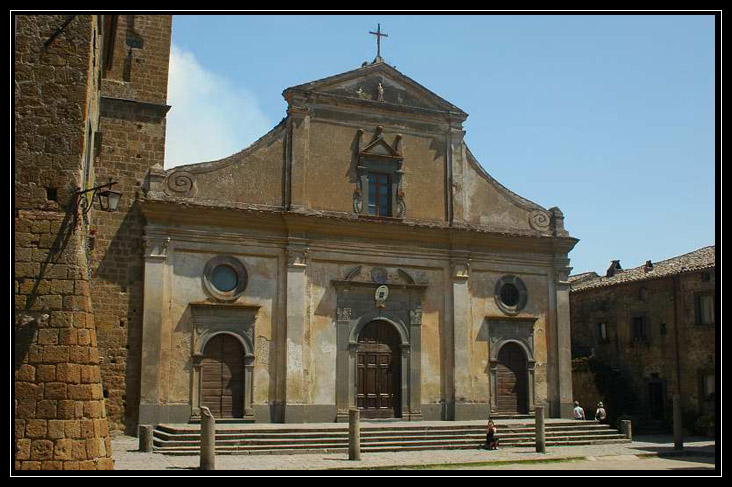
[570,246,715,292]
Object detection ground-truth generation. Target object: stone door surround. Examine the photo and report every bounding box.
[190,302,259,422]
[333,278,426,422]
[488,317,537,414]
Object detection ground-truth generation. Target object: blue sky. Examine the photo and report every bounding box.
[166,14,716,275]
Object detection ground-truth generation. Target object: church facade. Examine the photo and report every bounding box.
[138,60,578,425]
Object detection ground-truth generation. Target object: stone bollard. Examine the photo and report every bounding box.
[349,408,361,461]
[138,425,154,453]
[673,394,684,451]
[535,406,546,453]
[620,419,632,440]
[200,406,216,470]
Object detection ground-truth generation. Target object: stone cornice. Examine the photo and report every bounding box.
[140,199,577,256]
[100,95,172,116]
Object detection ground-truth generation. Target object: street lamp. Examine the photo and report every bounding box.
[75,179,121,214]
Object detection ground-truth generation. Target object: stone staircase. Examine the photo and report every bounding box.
[151,420,630,455]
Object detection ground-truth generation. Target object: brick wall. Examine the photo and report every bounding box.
[14,15,113,470]
[90,15,172,433]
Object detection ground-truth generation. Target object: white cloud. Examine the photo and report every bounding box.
[164,45,271,169]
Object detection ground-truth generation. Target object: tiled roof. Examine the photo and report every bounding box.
[570,245,715,292]
[568,272,600,284]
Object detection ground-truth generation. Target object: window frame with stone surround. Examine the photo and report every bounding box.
[630,315,650,343]
[695,292,715,326]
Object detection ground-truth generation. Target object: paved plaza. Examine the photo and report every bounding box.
[110,434,716,472]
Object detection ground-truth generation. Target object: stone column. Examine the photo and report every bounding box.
[451,253,472,420]
[673,394,683,450]
[284,239,308,423]
[200,407,216,470]
[138,425,154,453]
[620,420,633,439]
[535,406,546,453]
[138,235,170,426]
[348,408,361,461]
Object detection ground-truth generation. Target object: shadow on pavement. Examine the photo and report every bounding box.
[626,435,715,468]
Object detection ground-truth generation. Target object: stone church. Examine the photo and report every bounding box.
[139,52,578,425]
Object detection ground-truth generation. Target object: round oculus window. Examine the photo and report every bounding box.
[499,282,520,307]
[203,256,248,302]
[494,276,528,315]
[211,264,238,292]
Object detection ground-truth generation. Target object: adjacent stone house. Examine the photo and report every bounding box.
[570,246,716,430]
[139,57,578,425]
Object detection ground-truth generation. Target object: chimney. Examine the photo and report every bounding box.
[644,260,654,273]
[606,260,622,277]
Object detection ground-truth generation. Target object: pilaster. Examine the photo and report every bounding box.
[554,253,574,419]
[450,252,472,419]
[448,125,466,223]
[286,105,310,211]
[138,235,170,426]
[284,238,309,422]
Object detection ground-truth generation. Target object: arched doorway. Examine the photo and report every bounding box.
[495,342,529,414]
[356,321,401,418]
[201,334,244,418]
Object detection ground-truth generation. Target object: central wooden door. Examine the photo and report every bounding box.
[495,342,528,414]
[356,321,401,418]
[201,334,244,418]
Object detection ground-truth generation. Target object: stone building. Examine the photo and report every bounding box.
[14,13,172,469]
[569,246,716,430]
[15,15,579,443]
[139,55,578,425]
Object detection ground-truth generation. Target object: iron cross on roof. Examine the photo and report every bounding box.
[369,23,388,61]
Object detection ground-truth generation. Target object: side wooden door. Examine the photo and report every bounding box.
[201,334,244,418]
[495,342,528,414]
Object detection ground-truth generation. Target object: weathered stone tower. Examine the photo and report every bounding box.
[14,14,172,469]
[87,14,172,435]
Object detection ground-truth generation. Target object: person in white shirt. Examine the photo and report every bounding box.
[573,401,586,420]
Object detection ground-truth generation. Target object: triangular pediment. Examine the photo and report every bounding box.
[284,62,466,116]
[361,137,400,157]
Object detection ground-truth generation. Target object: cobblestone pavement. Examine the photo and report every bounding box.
[111,435,715,471]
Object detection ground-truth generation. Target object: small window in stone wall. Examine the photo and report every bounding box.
[631,316,650,342]
[696,294,714,326]
[203,256,248,302]
[659,323,667,336]
[597,322,608,343]
[494,276,528,315]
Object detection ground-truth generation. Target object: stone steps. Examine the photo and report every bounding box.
[152,420,630,455]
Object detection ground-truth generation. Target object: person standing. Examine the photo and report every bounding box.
[595,402,607,423]
[573,401,586,420]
